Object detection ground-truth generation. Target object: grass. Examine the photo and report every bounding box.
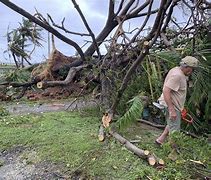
[0,108,210,179]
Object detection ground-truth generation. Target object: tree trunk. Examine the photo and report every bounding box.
[12,52,19,69]
[37,64,87,89]
[110,130,149,158]
[85,22,117,56]
[100,72,114,110]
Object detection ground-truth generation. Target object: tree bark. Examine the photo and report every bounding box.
[0,81,37,88]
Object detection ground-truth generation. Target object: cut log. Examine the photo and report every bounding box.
[148,154,156,166]
[98,124,105,142]
[148,153,164,166]
[102,113,112,128]
[109,130,164,166]
[109,130,149,158]
[37,64,87,89]
[130,140,141,144]
[143,41,149,47]
[158,158,165,165]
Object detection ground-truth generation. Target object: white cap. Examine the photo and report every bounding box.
[180,56,199,68]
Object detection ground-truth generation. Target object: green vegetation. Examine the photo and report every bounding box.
[117,94,144,130]
[0,105,9,116]
[0,109,210,179]
[6,18,43,68]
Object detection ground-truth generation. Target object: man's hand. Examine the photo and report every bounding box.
[163,86,177,120]
[169,108,177,120]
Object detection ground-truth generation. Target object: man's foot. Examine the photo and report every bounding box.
[155,139,163,146]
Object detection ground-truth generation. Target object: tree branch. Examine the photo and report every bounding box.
[47,14,90,36]
[111,0,170,113]
[71,0,101,58]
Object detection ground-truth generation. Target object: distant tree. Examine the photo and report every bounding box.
[6,18,43,68]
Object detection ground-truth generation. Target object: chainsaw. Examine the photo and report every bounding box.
[153,102,193,124]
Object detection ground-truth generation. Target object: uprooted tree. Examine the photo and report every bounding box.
[0,0,210,166]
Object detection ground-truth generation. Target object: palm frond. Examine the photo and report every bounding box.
[117,93,144,130]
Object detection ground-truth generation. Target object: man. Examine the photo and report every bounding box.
[155,56,199,145]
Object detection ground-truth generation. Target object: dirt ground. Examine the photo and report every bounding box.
[5,98,98,115]
[0,147,65,180]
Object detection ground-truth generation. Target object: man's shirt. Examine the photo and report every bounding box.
[158,66,187,111]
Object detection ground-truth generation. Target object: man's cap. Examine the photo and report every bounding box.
[180,56,199,68]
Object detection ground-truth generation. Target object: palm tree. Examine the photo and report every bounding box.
[6,18,43,68]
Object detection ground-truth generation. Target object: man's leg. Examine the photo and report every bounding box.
[156,109,181,145]
[156,125,169,144]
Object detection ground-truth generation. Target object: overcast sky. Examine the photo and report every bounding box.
[0,0,189,64]
[0,0,110,64]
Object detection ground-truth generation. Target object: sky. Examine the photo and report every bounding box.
[0,0,109,64]
[0,0,190,65]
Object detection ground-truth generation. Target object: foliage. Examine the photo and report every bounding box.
[142,55,163,102]
[5,18,43,68]
[0,105,9,117]
[5,69,31,83]
[117,69,149,115]
[117,94,144,130]
[185,36,211,133]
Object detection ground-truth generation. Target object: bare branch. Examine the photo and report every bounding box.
[128,0,150,17]
[119,0,154,54]
[71,0,101,57]
[37,64,88,88]
[161,0,180,32]
[85,1,158,56]
[120,0,136,15]
[160,32,176,52]
[132,9,159,18]
[111,0,170,113]
[47,14,90,36]
[108,0,116,21]
[115,0,125,16]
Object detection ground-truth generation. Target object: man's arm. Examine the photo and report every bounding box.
[163,86,177,120]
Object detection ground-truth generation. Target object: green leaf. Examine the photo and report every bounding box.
[117,93,144,130]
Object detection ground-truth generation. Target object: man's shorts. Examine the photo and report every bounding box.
[164,108,181,133]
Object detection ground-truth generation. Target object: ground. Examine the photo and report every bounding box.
[0,100,210,179]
